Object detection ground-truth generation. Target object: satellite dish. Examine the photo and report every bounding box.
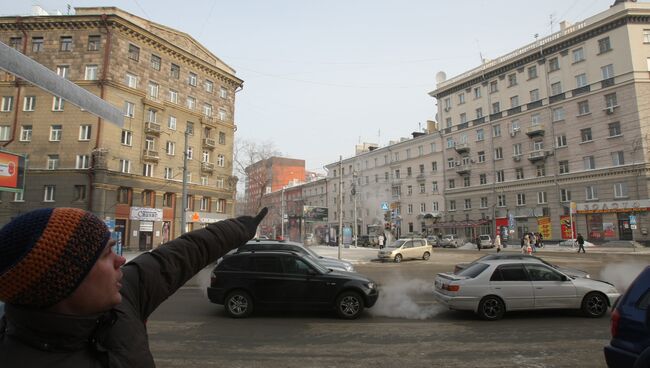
[435,71,447,84]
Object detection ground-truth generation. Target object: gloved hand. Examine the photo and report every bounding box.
[237,207,268,239]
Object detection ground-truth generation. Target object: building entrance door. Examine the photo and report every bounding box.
[139,231,152,251]
[617,218,633,240]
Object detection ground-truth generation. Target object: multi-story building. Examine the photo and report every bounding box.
[244,156,305,215]
[325,124,445,241]
[430,0,650,243]
[0,7,242,249]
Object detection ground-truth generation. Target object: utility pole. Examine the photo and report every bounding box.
[353,171,358,248]
[338,156,343,260]
[281,186,285,240]
[180,128,189,234]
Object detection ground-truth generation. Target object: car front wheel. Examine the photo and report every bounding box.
[336,291,365,319]
[394,254,403,263]
[478,295,505,321]
[422,252,430,260]
[581,291,608,318]
[224,290,253,318]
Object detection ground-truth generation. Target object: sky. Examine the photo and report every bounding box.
[4,0,620,173]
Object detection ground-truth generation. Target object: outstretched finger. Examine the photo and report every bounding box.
[255,207,268,222]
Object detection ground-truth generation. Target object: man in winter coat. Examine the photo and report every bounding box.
[577,233,586,253]
[0,206,267,367]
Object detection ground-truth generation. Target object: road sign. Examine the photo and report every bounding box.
[630,215,637,225]
[381,202,389,211]
[631,225,638,230]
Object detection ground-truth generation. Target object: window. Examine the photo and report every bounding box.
[205,80,213,93]
[56,65,69,78]
[581,128,593,142]
[1,97,12,112]
[431,161,438,171]
[492,125,501,137]
[538,191,547,204]
[121,130,132,146]
[217,154,225,167]
[168,116,177,130]
[529,89,539,102]
[20,125,32,142]
[528,66,537,79]
[79,124,91,141]
[170,63,180,79]
[449,200,456,211]
[220,87,228,99]
[186,96,196,110]
[480,174,487,185]
[47,154,59,170]
[560,189,572,202]
[464,199,472,210]
[200,197,210,211]
[496,170,505,182]
[52,96,64,111]
[84,65,98,80]
[609,122,621,137]
[126,73,137,88]
[164,167,173,179]
[150,54,161,70]
[515,168,524,180]
[143,163,154,177]
[478,151,485,163]
[0,125,9,141]
[165,141,175,156]
[575,73,587,88]
[507,73,517,87]
[124,101,135,118]
[460,113,467,124]
[395,169,400,178]
[605,93,618,108]
[23,96,36,111]
[556,135,567,148]
[447,158,455,169]
[188,72,197,86]
[73,185,87,201]
[549,57,560,72]
[203,103,213,117]
[448,179,455,189]
[186,122,194,135]
[147,108,157,123]
[511,120,520,133]
[476,107,483,119]
[517,193,526,206]
[76,155,90,169]
[44,185,55,202]
[531,113,541,125]
[128,44,140,61]
[559,160,569,174]
[474,87,481,99]
[601,64,614,79]
[510,95,519,108]
[583,156,596,170]
[49,125,62,141]
[219,131,226,145]
[117,187,131,204]
[492,102,500,114]
[119,159,131,173]
[481,197,488,208]
[458,93,465,104]
[445,117,452,128]
[60,36,72,51]
[578,101,590,115]
[612,151,625,166]
[476,128,484,141]
[598,37,611,54]
[585,186,598,200]
[614,183,628,198]
[9,37,22,50]
[202,150,210,163]
[552,107,565,122]
[216,199,226,213]
[142,191,153,207]
[536,164,546,177]
[169,89,178,103]
[551,82,562,95]
[490,80,498,93]
[87,35,100,51]
[31,37,43,52]
[497,194,506,207]
[145,136,155,151]
[407,204,413,214]
[463,176,470,187]
[494,147,503,160]
[431,181,438,192]
[572,47,585,63]
[148,82,159,99]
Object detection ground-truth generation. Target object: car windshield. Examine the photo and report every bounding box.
[387,240,406,248]
[457,262,489,278]
[304,246,322,259]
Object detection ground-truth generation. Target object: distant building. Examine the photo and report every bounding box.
[244,156,305,215]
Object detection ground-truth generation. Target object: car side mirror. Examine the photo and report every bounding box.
[309,268,319,276]
[562,275,569,282]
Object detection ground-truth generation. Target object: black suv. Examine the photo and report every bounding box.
[208,250,379,319]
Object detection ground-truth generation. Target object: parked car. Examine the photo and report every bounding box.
[478,234,493,248]
[433,258,619,321]
[454,254,591,279]
[208,250,378,319]
[358,235,379,247]
[440,234,460,248]
[426,236,441,247]
[604,266,650,367]
[236,239,354,272]
[304,233,315,245]
[377,238,432,263]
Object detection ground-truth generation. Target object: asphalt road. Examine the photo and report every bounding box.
[147,249,650,368]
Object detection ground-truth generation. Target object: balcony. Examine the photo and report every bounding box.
[525,124,545,138]
[506,106,522,116]
[489,111,503,120]
[572,85,591,97]
[527,150,551,162]
[455,164,472,175]
[201,162,215,173]
[472,117,486,126]
[527,100,543,110]
[142,149,159,162]
[601,78,615,88]
[144,121,161,135]
[416,173,426,182]
[202,137,216,149]
[454,143,470,155]
[549,93,566,104]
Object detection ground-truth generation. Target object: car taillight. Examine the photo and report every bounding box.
[610,308,620,337]
[447,285,460,292]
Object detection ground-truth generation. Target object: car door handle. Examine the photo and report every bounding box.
[494,287,501,290]
[536,287,543,289]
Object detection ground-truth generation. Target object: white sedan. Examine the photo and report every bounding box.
[433,258,619,321]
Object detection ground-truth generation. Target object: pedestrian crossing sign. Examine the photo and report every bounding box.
[381,202,389,211]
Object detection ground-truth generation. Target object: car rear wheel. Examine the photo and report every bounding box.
[581,291,608,318]
[422,252,430,260]
[394,254,403,263]
[224,290,253,318]
[336,291,365,319]
[478,295,505,321]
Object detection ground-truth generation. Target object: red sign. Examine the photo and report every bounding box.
[0,151,25,192]
[560,215,576,239]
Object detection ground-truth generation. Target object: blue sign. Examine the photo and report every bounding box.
[508,213,515,229]
[630,215,637,225]
[381,202,389,211]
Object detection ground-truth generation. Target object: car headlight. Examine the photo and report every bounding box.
[346,264,354,272]
[366,282,375,289]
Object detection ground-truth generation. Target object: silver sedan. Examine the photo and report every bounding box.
[433,258,620,321]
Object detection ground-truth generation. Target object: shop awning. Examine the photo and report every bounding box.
[434,219,490,228]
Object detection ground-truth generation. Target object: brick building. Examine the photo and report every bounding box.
[244,156,305,215]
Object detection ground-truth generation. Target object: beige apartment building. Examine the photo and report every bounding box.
[325,128,445,241]
[430,0,650,243]
[0,7,242,250]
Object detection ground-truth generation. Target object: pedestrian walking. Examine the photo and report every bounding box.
[0,206,268,367]
[495,234,502,253]
[577,233,586,253]
[522,234,530,254]
[378,233,385,249]
[476,236,482,251]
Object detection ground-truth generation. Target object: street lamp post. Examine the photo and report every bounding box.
[338,156,343,259]
[353,171,358,248]
[180,129,189,234]
[281,186,285,240]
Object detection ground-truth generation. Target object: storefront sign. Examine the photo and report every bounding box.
[603,223,615,237]
[577,200,650,214]
[537,217,552,239]
[0,151,26,193]
[560,215,576,239]
[185,211,225,224]
[130,207,163,221]
[303,206,328,222]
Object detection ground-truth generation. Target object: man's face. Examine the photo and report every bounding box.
[51,239,126,315]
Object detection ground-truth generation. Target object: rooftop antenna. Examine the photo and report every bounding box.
[418,122,422,131]
[67,4,71,15]
[475,39,485,63]
[378,129,381,146]
[549,13,557,34]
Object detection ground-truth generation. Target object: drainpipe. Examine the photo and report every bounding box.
[3,18,28,148]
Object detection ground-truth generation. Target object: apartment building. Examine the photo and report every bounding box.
[325,126,445,241]
[0,7,242,249]
[244,156,305,216]
[430,0,650,243]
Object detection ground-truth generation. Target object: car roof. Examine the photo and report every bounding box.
[245,239,304,247]
[479,258,549,266]
[230,249,303,257]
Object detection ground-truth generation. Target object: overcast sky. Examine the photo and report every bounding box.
[5,1,620,173]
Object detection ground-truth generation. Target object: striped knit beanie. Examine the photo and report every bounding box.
[0,208,110,308]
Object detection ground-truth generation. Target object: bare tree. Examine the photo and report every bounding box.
[233,138,281,214]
